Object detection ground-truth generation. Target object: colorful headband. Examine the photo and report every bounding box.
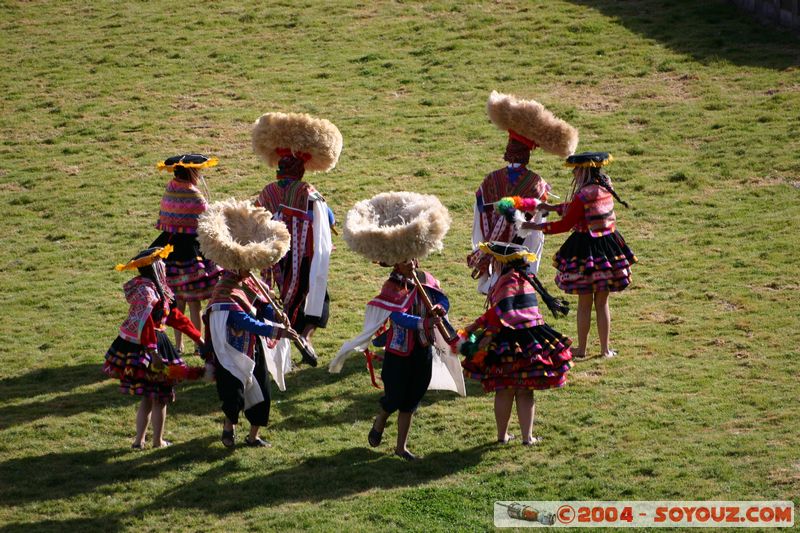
[115,245,173,271]
[565,151,613,168]
[157,154,219,172]
[478,241,537,264]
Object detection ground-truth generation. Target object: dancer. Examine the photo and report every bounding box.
[330,192,465,461]
[522,151,637,358]
[469,91,578,294]
[459,242,572,446]
[198,199,295,448]
[252,112,342,360]
[151,154,222,353]
[103,245,204,449]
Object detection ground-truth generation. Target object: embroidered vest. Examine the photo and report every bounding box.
[576,184,616,237]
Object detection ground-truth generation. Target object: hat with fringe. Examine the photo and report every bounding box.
[478,241,537,265]
[157,154,219,172]
[197,199,291,272]
[343,191,451,266]
[487,91,579,157]
[565,151,613,168]
[252,112,343,172]
[115,245,174,271]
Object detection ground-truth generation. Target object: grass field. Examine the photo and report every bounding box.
[1,0,799,531]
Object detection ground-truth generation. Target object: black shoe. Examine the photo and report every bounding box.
[244,436,272,448]
[368,427,383,448]
[221,428,235,448]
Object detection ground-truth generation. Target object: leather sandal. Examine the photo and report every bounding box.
[221,428,235,448]
[244,436,272,448]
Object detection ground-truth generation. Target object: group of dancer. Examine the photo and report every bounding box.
[103,91,637,459]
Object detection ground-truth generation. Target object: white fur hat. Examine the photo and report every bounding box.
[252,112,343,172]
[343,191,451,265]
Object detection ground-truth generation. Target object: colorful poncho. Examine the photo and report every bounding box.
[155,179,208,234]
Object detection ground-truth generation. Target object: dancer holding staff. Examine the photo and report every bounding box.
[252,112,342,361]
[330,191,465,461]
[198,199,298,448]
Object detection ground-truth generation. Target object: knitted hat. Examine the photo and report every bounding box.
[114,245,174,271]
[565,151,613,168]
[252,112,343,172]
[487,91,579,157]
[157,154,219,172]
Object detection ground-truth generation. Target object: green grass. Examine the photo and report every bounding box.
[1,0,799,531]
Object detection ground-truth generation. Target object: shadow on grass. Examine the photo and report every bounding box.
[567,0,800,70]
[0,436,227,508]
[0,364,107,403]
[153,443,495,514]
[0,442,493,531]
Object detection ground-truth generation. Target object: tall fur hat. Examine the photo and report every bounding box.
[252,112,343,172]
[487,90,579,157]
[343,191,451,266]
[197,198,290,272]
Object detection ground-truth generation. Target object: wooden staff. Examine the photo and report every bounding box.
[247,273,319,367]
[410,269,458,344]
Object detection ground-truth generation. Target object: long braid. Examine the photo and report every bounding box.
[593,168,629,208]
[517,267,570,319]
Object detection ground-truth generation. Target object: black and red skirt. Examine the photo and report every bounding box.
[552,230,637,295]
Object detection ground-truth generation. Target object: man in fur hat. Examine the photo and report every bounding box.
[252,112,342,357]
[468,91,579,294]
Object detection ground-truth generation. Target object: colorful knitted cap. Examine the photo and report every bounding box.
[478,241,537,264]
[115,245,173,271]
[565,151,613,168]
[157,154,219,172]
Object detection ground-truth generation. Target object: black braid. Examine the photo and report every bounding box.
[518,268,570,319]
[592,169,629,208]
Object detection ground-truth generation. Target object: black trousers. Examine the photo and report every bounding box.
[215,343,271,426]
[380,344,433,414]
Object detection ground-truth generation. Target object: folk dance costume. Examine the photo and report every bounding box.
[469,91,579,294]
[197,198,293,448]
[103,246,203,403]
[206,271,290,440]
[330,268,467,399]
[331,191,464,460]
[461,243,573,391]
[539,152,637,295]
[459,242,572,445]
[150,154,222,302]
[252,113,342,347]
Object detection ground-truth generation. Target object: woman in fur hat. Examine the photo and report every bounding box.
[469,92,579,295]
[151,154,223,354]
[523,152,637,359]
[459,242,573,446]
[103,245,205,449]
[251,113,342,359]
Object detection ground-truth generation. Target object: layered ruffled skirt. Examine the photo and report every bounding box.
[151,232,222,301]
[103,331,185,402]
[553,230,637,295]
[462,324,573,392]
